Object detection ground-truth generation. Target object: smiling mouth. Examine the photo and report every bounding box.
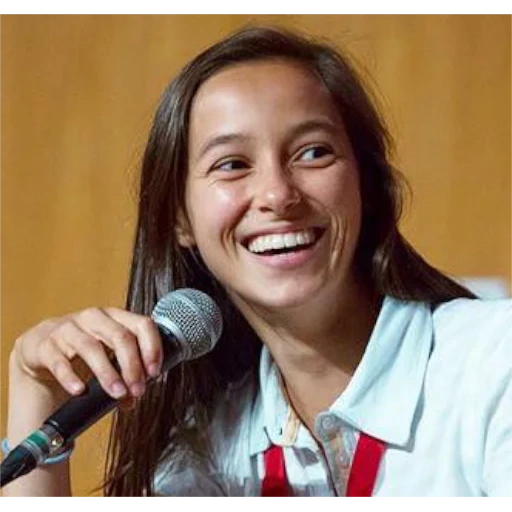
[243,227,325,256]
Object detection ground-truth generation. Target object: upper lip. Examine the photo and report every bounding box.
[240,225,325,248]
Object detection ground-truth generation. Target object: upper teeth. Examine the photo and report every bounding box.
[247,229,316,253]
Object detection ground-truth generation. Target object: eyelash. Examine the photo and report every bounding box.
[210,144,334,173]
[296,145,333,162]
[213,158,248,172]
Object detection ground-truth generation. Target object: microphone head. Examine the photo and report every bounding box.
[151,288,223,361]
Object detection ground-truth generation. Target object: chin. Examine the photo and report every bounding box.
[240,279,326,312]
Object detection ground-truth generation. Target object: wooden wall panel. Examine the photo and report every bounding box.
[1,15,510,495]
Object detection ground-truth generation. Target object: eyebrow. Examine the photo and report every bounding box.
[196,118,341,161]
[196,133,252,161]
[286,118,341,142]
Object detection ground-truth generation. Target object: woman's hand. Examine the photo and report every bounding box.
[10,307,164,407]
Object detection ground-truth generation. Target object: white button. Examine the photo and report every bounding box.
[315,412,342,438]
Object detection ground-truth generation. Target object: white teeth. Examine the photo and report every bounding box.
[247,229,317,254]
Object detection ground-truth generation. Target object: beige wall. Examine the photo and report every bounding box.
[1,15,510,496]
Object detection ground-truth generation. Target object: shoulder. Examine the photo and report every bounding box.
[423,298,511,495]
[433,297,511,333]
[432,298,511,357]
[428,297,511,404]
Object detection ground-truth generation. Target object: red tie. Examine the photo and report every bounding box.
[261,432,386,497]
[262,444,290,497]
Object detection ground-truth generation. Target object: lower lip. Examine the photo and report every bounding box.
[245,236,323,270]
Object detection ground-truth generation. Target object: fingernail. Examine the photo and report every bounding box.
[70,381,85,394]
[147,363,160,378]
[111,381,127,398]
[130,382,146,397]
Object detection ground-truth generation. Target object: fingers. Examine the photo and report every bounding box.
[14,307,164,403]
[36,335,87,396]
[73,308,144,397]
[104,309,163,378]
[69,307,164,398]
[49,319,129,399]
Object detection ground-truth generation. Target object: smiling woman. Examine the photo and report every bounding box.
[181,60,363,314]
[4,24,511,497]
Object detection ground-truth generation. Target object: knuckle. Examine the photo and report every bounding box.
[37,317,62,332]
[13,317,62,351]
[73,334,103,357]
[111,327,135,347]
[138,317,162,350]
[40,334,58,353]
[78,307,102,322]
[52,318,75,337]
[50,357,70,379]
[142,342,161,363]
[138,316,157,334]
[95,365,116,383]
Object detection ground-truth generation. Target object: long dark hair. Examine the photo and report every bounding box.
[103,25,474,496]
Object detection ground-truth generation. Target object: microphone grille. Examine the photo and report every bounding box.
[151,288,223,360]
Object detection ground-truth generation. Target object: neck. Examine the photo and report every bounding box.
[233,278,381,435]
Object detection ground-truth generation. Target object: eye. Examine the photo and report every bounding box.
[292,144,337,170]
[212,158,249,172]
[298,145,333,162]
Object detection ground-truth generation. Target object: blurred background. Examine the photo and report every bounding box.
[1,14,510,495]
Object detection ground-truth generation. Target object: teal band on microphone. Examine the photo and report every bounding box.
[1,437,74,465]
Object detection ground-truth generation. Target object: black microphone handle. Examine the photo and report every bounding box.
[1,288,222,489]
[1,325,187,489]
[44,324,181,443]
[44,376,118,441]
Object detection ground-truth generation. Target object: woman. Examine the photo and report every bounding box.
[4,25,510,497]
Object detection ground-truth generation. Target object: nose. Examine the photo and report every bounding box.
[253,164,302,216]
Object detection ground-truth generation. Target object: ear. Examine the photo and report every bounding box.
[175,209,196,248]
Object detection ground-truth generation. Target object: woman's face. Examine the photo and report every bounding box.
[180,59,362,314]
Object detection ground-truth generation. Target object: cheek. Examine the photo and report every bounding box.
[187,182,248,247]
[312,166,362,224]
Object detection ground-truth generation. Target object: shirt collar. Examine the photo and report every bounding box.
[249,296,434,454]
[248,346,288,454]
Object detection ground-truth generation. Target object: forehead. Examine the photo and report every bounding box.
[196,58,324,97]
[189,59,343,135]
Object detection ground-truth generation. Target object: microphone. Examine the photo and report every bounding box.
[0,288,222,489]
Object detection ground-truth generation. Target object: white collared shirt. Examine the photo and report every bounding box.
[155,296,512,496]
